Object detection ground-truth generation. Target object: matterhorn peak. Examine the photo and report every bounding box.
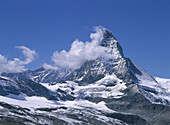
[100,29,124,58]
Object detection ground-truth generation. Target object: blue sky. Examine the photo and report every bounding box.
[0,0,170,78]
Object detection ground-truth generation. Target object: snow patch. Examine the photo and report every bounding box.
[155,77,170,93]
[61,100,114,113]
[0,95,60,111]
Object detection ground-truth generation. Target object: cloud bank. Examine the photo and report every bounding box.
[43,26,108,70]
[0,46,36,73]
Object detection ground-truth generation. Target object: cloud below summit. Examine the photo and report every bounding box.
[0,46,36,73]
[43,27,107,70]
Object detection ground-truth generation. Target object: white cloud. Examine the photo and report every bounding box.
[0,46,36,73]
[43,26,109,69]
[42,63,59,70]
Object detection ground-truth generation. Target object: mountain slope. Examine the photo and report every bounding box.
[0,28,170,125]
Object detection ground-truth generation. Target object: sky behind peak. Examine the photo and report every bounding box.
[0,0,170,78]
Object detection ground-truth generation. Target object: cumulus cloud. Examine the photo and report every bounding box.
[0,46,36,73]
[43,26,109,70]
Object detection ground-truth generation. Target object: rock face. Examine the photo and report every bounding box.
[0,76,75,101]
[30,68,73,83]
[71,29,141,85]
[0,28,170,125]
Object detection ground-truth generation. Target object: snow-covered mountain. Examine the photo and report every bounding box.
[0,28,170,125]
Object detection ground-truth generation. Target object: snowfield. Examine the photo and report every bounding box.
[0,94,114,113]
[0,94,58,111]
[40,74,127,99]
[155,77,170,93]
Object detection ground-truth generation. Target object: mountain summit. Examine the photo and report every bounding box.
[100,29,124,58]
[0,27,170,125]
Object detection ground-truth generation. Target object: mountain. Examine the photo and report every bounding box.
[0,28,170,125]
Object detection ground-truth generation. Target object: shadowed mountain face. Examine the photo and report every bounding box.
[0,29,170,125]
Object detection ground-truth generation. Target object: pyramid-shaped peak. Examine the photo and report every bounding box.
[100,29,117,47]
[100,29,124,58]
[103,29,117,40]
